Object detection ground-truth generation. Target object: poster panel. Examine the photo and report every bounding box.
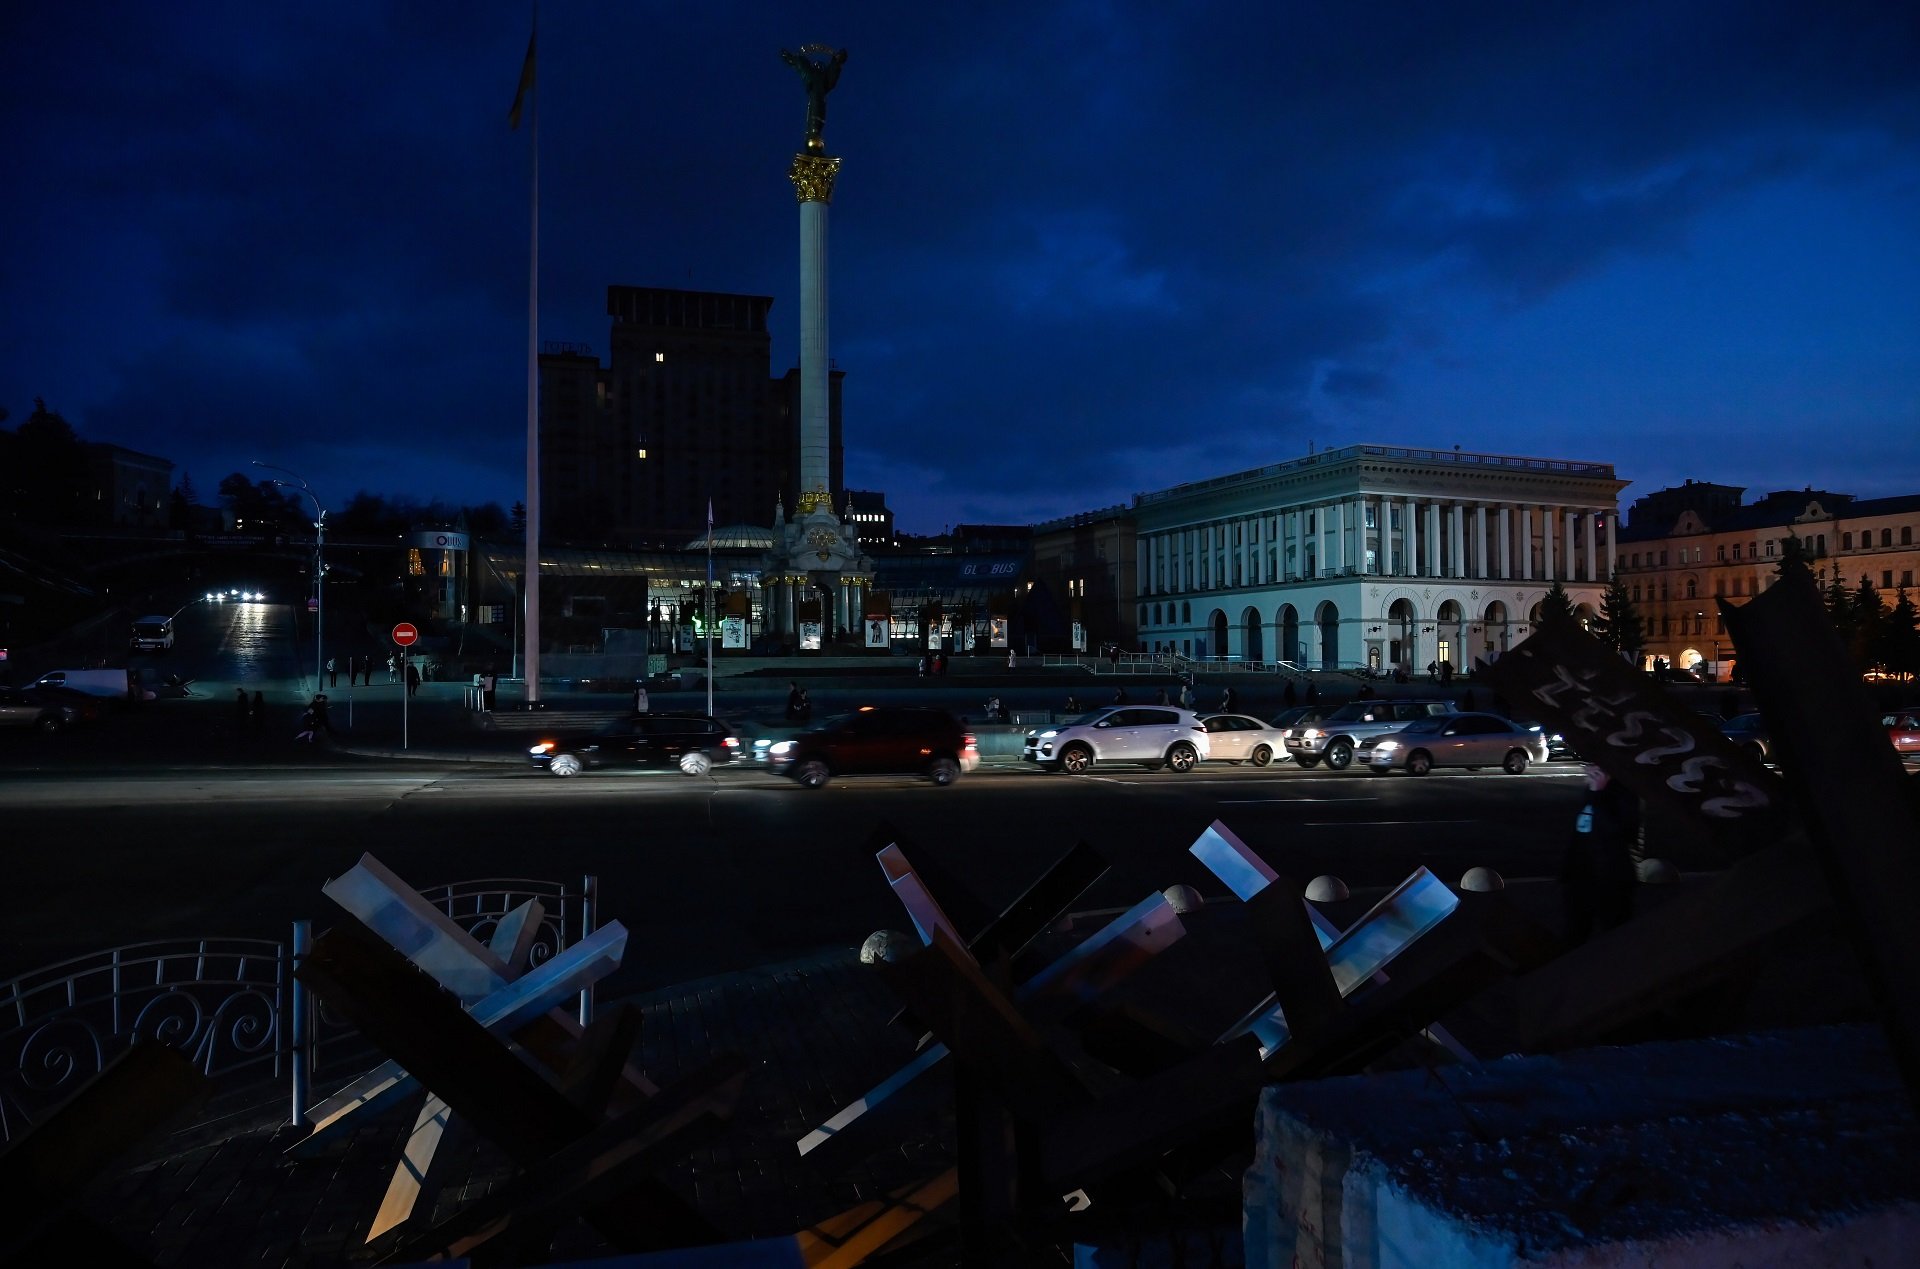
[989,618,1009,649]
[864,617,889,648]
[1071,622,1086,652]
[800,621,823,651]
[721,616,747,649]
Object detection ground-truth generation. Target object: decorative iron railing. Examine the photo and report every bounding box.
[0,874,596,1142]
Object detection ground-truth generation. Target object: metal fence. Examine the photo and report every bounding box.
[0,874,597,1142]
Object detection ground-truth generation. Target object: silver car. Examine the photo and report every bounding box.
[1355,712,1550,776]
[1199,713,1290,766]
[1023,706,1212,773]
[1285,699,1455,770]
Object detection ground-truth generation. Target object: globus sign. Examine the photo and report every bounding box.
[391,622,420,647]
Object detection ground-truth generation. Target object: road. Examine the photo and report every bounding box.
[3,597,1746,994]
[3,756,1620,992]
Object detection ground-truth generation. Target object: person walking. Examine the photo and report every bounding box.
[405,661,421,699]
[1561,764,1639,946]
[387,653,399,683]
[1222,686,1239,713]
[1063,694,1081,713]
[327,657,338,689]
[308,693,333,738]
[633,683,650,714]
[1178,681,1193,710]
[1113,686,1129,705]
[295,706,318,744]
[360,655,372,687]
[1156,687,1170,705]
[785,680,806,722]
[1283,680,1298,708]
[1306,681,1321,705]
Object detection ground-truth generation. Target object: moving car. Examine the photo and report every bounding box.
[1284,699,1454,770]
[1720,712,1774,764]
[0,687,68,733]
[20,684,106,727]
[1885,709,1920,760]
[1023,706,1211,774]
[130,616,174,652]
[1355,712,1550,776]
[1198,713,1290,766]
[529,712,741,777]
[769,706,978,787]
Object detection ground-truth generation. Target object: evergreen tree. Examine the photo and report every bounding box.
[1538,578,1577,631]
[1851,576,1885,673]
[1593,572,1645,661]
[1824,571,1857,654]
[511,501,527,533]
[1879,588,1920,683]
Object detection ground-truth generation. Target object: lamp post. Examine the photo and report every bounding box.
[253,462,328,693]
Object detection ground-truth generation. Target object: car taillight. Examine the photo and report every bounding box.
[722,736,740,748]
[962,733,977,750]
[1192,724,1207,732]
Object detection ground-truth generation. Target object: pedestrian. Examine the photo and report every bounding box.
[1156,687,1170,705]
[295,707,318,744]
[1427,660,1438,682]
[234,687,249,721]
[1358,682,1376,699]
[1113,686,1129,705]
[405,662,420,698]
[917,655,927,677]
[387,653,398,683]
[361,655,372,686]
[1283,680,1298,709]
[1306,681,1321,705]
[1441,660,1454,685]
[796,687,812,723]
[308,693,333,737]
[1064,695,1081,713]
[785,680,806,722]
[1008,648,1017,669]
[1561,764,1639,946]
[1178,682,1193,710]
[985,695,1002,722]
[1222,686,1239,713]
[633,683,650,714]
[252,690,266,723]
[327,657,338,688]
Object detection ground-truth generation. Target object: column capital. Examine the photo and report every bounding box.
[789,152,843,204]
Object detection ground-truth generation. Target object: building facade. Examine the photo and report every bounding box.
[1618,485,1920,676]
[1131,445,1626,674]
[538,286,842,545]
[1030,506,1136,653]
[86,443,173,529]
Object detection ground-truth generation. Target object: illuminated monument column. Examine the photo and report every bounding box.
[766,44,871,647]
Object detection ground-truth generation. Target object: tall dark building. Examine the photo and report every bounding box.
[539,285,843,544]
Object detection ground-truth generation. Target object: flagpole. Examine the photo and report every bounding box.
[705,499,715,717]
[521,9,541,705]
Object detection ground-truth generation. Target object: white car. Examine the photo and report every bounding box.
[1022,706,1212,774]
[1198,713,1291,766]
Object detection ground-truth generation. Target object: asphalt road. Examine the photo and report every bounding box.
[2,755,1622,992]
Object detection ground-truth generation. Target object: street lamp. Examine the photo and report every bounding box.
[253,461,328,692]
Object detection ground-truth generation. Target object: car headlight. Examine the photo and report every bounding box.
[1038,729,1058,740]
[1374,740,1400,753]
[529,741,554,754]
[1300,728,1322,741]
[769,740,793,755]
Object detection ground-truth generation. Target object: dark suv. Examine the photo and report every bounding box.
[529,712,741,777]
[769,706,979,788]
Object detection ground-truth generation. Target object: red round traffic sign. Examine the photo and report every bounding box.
[391,622,420,647]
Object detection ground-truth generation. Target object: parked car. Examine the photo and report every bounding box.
[129,615,174,652]
[769,706,979,788]
[1023,706,1211,774]
[1355,713,1550,776]
[1284,699,1455,770]
[0,687,68,733]
[1720,712,1774,764]
[529,712,741,777]
[1198,713,1290,766]
[1884,709,1920,760]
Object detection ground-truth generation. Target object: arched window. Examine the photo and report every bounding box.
[1631,584,1641,602]
[1905,527,1914,545]
[1685,578,1696,599]
[1181,601,1191,623]
[1843,532,1853,550]
[1884,529,1894,547]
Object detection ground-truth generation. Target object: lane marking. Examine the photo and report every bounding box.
[1299,819,1482,827]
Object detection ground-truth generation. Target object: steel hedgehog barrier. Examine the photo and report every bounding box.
[0,874,598,1141]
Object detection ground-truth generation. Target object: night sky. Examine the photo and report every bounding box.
[5,2,1917,536]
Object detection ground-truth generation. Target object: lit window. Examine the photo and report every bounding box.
[637,448,647,459]
[655,352,665,362]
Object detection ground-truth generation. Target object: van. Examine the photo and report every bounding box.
[130,616,174,652]
[31,669,137,701]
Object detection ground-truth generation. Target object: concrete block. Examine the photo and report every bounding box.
[1244,1026,1920,1268]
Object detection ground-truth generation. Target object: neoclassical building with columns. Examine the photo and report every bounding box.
[1132,444,1628,673]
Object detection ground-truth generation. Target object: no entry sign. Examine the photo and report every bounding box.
[391,622,420,647]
